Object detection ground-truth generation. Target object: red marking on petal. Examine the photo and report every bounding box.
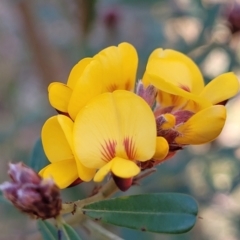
[100,139,117,162]
[107,84,118,92]
[124,80,132,91]
[179,84,190,92]
[107,80,132,92]
[123,137,136,160]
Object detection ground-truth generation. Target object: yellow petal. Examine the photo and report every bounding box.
[144,48,204,94]
[73,90,156,169]
[42,115,74,163]
[57,115,74,149]
[175,105,226,144]
[161,114,176,130]
[68,60,103,119]
[96,42,137,92]
[39,159,78,189]
[117,42,138,91]
[111,157,140,178]
[74,154,96,181]
[48,82,72,112]
[93,161,113,182]
[157,91,188,109]
[113,90,156,162]
[199,72,239,104]
[181,99,203,112]
[68,43,138,119]
[67,58,92,89]
[153,137,169,160]
[146,73,211,110]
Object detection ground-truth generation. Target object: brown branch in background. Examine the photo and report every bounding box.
[18,0,67,85]
[75,0,96,36]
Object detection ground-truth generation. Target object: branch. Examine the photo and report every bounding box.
[61,178,118,215]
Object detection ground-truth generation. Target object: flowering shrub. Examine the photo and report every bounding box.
[1,42,239,239]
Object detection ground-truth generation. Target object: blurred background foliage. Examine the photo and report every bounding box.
[0,0,240,239]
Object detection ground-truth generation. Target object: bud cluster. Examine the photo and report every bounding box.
[0,163,62,219]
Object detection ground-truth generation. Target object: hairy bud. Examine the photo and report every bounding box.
[0,162,61,219]
[136,81,158,108]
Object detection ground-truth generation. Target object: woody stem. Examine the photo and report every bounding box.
[61,178,118,215]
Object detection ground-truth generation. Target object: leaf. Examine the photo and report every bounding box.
[29,138,49,172]
[61,223,82,240]
[38,220,58,240]
[38,220,82,240]
[82,193,198,234]
[0,192,11,205]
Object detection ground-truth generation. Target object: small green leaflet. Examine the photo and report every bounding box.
[29,138,49,172]
[38,220,82,240]
[38,220,58,240]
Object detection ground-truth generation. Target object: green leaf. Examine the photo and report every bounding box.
[0,192,11,205]
[29,138,49,172]
[38,221,82,240]
[38,220,58,240]
[61,223,82,240]
[83,193,198,234]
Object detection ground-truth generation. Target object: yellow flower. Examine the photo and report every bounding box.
[73,90,168,185]
[174,105,226,145]
[39,42,238,189]
[155,105,226,150]
[49,42,138,120]
[39,115,96,189]
[40,90,169,190]
[143,48,239,112]
[40,43,171,190]
[138,48,239,150]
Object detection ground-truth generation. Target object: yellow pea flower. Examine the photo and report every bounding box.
[143,48,239,112]
[48,42,138,120]
[73,90,168,190]
[39,42,238,189]
[137,48,239,151]
[155,105,226,152]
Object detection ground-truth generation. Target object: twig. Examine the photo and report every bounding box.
[61,178,118,215]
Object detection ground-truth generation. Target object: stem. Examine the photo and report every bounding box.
[133,169,157,184]
[18,0,61,86]
[61,178,118,214]
[76,0,96,36]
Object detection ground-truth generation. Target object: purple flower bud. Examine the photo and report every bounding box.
[8,162,41,184]
[226,1,240,34]
[103,8,120,30]
[136,81,158,108]
[0,163,62,219]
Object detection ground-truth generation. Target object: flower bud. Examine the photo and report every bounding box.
[226,1,240,34]
[103,8,120,30]
[112,174,133,191]
[0,163,62,219]
[136,81,158,108]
